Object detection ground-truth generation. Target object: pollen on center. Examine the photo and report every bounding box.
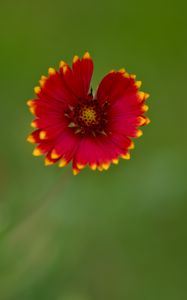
[80,106,97,126]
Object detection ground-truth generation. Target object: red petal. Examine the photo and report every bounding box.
[96,71,136,105]
[51,129,80,162]
[71,53,93,98]
[37,71,77,107]
[73,135,123,167]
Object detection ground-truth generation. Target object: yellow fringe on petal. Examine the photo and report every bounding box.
[121,153,130,160]
[135,129,143,137]
[90,163,97,170]
[73,169,80,175]
[44,157,53,166]
[58,158,67,168]
[135,81,142,88]
[112,158,119,165]
[30,120,37,128]
[73,55,79,63]
[27,135,35,144]
[51,150,61,160]
[48,67,56,75]
[102,163,110,170]
[77,163,85,170]
[59,60,66,68]
[83,52,91,59]
[34,86,41,95]
[32,148,42,156]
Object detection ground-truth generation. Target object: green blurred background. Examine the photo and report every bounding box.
[0,0,187,299]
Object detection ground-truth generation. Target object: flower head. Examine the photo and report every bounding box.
[27,52,150,175]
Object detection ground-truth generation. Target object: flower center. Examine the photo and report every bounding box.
[65,99,109,136]
[79,105,98,126]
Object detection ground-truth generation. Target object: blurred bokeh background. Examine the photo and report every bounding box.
[0,0,187,299]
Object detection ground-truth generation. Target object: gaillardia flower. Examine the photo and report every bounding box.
[27,52,150,175]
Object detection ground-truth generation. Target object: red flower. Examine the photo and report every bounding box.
[27,52,150,175]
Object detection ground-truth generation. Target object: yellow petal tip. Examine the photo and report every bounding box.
[39,131,47,140]
[83,52,91,59]
[39,76,47,87]
[130,74,136,79]
[59,60,66,68]
[102,163,110,170]
[44,157,53,166]
[145,117,151,125]
[73,55,79,63]
[51,150,60,160]
[128,141,135,149]
[32,148,42,156]
[97,165,103,171]
[27,135,35,144]
[62,65,68,74]
[121,153,130,160]
[27,100,33,107]
[112,158,119,165]
[73,169,79,175]
[29,106,36,115]
[77,163,85,170]
[30,120,37,128]
[48,67,56,75]
[137,116,146,126]
[34,86,41,95]
[90,163,97,170]
[136,129,143,137]
[145,93,150,100]
[119,68,126,73]
[58,158,67,168]
[142,104,149,112]
[135,81,142,88]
